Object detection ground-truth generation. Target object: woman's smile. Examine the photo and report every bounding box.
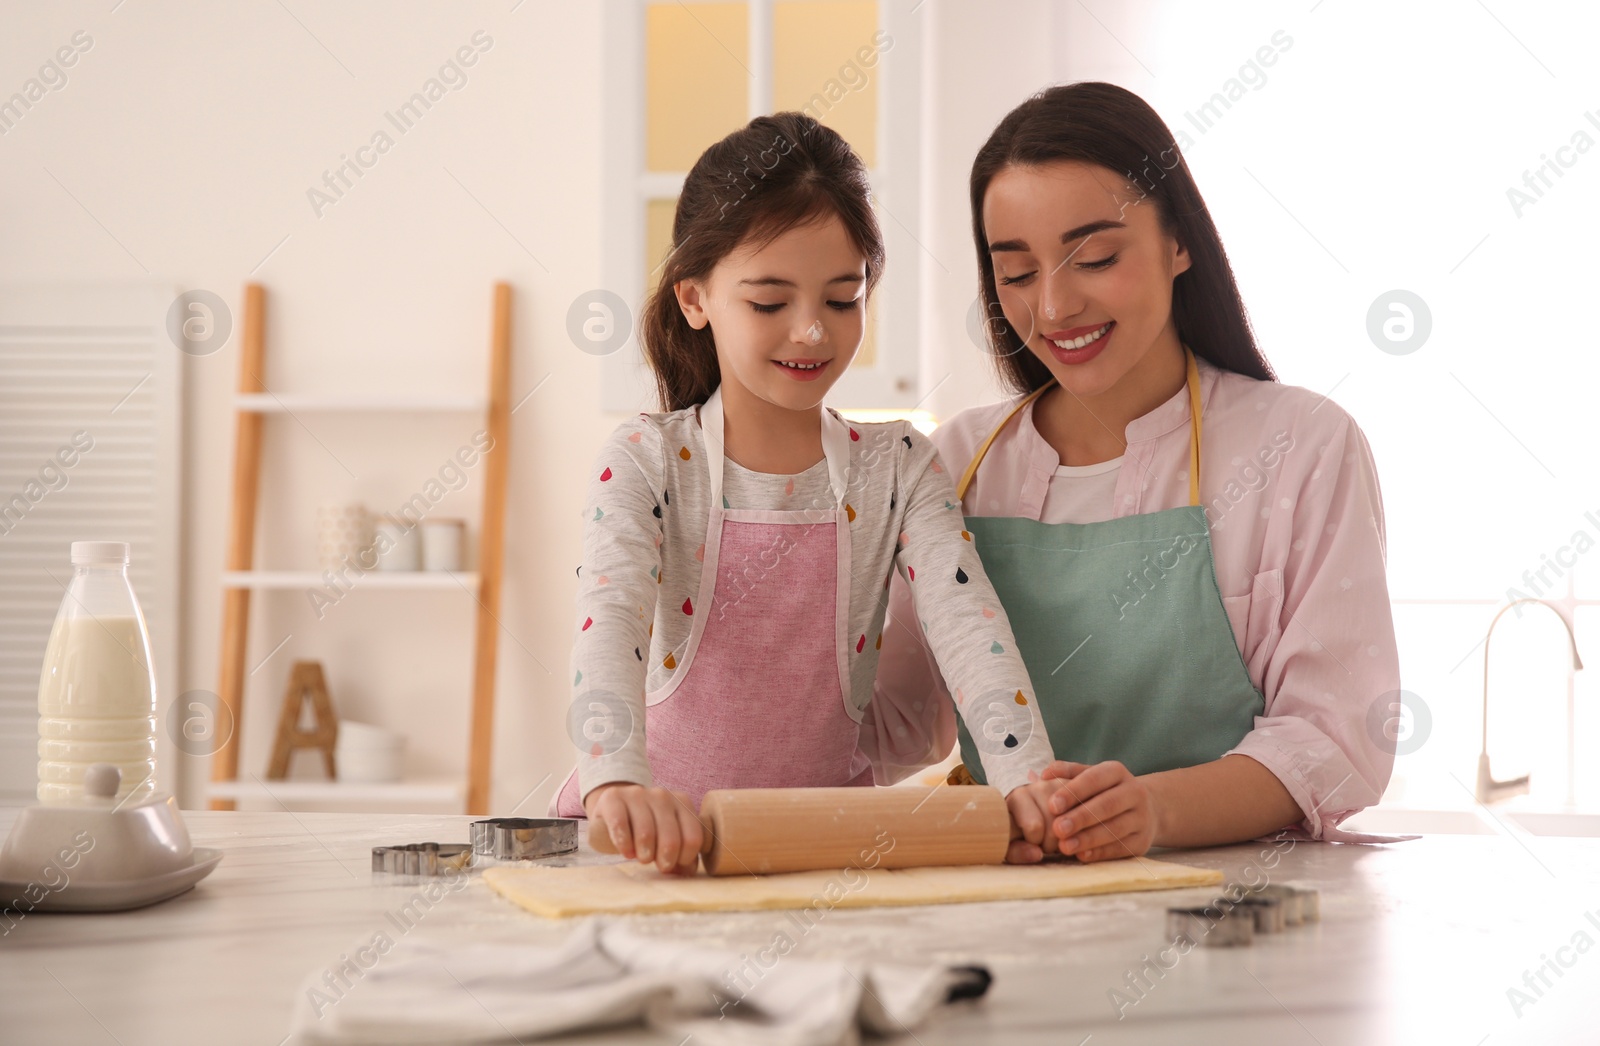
[1043,321,1115,365]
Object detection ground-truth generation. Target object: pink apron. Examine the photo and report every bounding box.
[553,387,873,817]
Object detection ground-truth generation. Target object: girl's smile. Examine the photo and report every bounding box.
[773,357,832,380]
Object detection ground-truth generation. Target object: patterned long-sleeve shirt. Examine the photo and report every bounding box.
[567,403,1056,805]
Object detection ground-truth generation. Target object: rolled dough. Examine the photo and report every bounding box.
[483,857,1223,918]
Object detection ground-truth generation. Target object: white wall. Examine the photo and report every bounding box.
[916,0,1154,420]
[1,0,614,812]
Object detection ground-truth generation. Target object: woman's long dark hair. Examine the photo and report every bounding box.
[970,82,1276,392]
[641,112,885,412]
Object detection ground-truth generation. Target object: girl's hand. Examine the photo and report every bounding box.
[1040,760,1159,863]
[1002,780,1073,863]
[583,782,705,875]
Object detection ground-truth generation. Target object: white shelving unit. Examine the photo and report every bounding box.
[232,394,486,413]
[207,282,512,815]
[222,571,481,590]
[206,777,465,806]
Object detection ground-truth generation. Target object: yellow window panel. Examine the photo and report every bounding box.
[645,197,679,290]
[853,301,876,369]
[772,1,879,168]
[646,3,751,173]
[837,407,940,435]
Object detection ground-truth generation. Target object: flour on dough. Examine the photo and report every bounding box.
[483,858,1223,919]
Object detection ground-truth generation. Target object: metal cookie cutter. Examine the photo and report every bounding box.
[1169,884,1322,947]
[1254,884,1320,925]
[1166,905,1254,947]
[1230,896,1288,934]
[470,817,578,860]
[371,842,474,876]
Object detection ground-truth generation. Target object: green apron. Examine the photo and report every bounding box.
[956,347,1264,781]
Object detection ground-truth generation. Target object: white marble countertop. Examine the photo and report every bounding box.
[2,810,1598,1045]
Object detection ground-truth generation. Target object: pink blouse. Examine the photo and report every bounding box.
[863,354,1401,841]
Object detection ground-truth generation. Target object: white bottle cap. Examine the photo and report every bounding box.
[71,541,131,565]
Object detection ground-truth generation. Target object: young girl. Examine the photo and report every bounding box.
[552,112,1070,874]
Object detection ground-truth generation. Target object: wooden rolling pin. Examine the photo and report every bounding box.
[588,786,1010,876]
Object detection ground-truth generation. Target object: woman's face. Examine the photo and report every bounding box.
[675,212,867,413]
[981,161,1190,400]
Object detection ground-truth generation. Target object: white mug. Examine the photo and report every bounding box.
[371,517,420,571]
[421,519,465,572]
[335,721,404,783]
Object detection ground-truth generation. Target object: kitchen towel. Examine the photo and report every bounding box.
[288,916,990,1045]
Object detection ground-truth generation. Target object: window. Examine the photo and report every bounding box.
[599,0,923,412]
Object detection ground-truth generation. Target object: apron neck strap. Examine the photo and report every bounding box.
[701,386,851,507]
[956,345,1204,508]
[1183,345,1202,508]
[955,383,1052,502]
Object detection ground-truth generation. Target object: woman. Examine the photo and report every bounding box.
[864,82,1401,862]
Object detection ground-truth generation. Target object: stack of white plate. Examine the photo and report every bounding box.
[335,721,404,783]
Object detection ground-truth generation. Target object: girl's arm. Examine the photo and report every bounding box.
[570,417,665,807]
[889,427,1055,798]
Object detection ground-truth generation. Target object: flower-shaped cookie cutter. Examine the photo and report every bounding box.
[370,842,474,876]
[469,817,578,860]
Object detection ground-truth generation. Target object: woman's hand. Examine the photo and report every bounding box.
[1040,760,1160,862]
[1002,779,1076,863]
[583,782,704,875]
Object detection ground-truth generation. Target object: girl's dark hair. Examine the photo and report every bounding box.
[969,81,1276,392]
[641,112,885,412]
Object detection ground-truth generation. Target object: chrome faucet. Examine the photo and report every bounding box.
[1478,598,1584,804]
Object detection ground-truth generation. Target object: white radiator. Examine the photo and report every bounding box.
[0,283,182,799]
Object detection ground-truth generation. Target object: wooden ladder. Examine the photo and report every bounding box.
[209,282,511,815]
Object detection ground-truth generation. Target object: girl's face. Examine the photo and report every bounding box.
[981,161,1190,400]
[675,212,867,413]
